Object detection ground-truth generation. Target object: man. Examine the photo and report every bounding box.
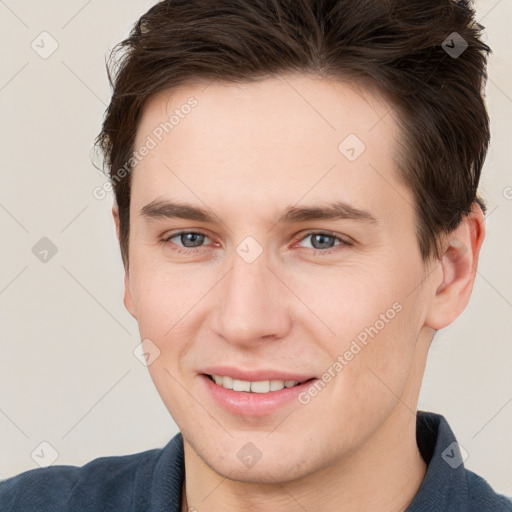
[1,0,510,510]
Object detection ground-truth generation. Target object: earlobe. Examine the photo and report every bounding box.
[112,204,121,242]
[123,271,137,319]
[425,203,486,330]
[113,204,137,319]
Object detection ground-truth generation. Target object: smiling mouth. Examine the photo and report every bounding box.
[205,374,314,393]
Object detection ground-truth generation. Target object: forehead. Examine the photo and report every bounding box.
[131,75,412,224]
[135,74,396,155]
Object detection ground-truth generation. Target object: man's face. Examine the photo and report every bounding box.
[123,75,436,483]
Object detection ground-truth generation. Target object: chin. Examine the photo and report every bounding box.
[211,457,313,485]
[189,433,324,485]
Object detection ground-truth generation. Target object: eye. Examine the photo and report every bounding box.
[162,231,212,253]
[295,231,351,254]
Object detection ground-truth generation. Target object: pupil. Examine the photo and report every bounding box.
[313,234,334,249]
[182,233,203,247]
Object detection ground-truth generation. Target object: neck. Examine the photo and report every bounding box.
[181,406,427,512]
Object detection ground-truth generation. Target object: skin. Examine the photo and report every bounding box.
[113,74,485,512]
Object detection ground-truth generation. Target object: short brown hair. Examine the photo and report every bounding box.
[96,0,491,269]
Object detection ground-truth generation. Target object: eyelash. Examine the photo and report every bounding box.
[161,230,352,256]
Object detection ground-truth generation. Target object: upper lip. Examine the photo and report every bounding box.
[200,366,316,382]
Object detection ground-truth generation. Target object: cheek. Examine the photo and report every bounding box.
[129,258,221,374]
[130,256,205,329]
[304,265,401,346]
[315,262,421,404]
[314,306,419,450]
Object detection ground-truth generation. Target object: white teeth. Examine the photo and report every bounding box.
[250,380,270,393]
[223,376,234,390]
[232,379,251,392]
[270,380,284,391]
[210,375,301,393]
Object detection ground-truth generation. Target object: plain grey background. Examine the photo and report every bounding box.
[1,0,511,496]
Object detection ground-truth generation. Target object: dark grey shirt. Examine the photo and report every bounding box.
[1,411,510,511]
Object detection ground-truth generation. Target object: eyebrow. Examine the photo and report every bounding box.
[140,199,378,225]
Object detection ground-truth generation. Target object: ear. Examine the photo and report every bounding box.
[424,202,486,330]
[112,202,121,242]
[112,204,137,319]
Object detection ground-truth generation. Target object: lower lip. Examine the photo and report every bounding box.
[200,374,318,417]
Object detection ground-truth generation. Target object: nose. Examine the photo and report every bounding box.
[210,251,292,348]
